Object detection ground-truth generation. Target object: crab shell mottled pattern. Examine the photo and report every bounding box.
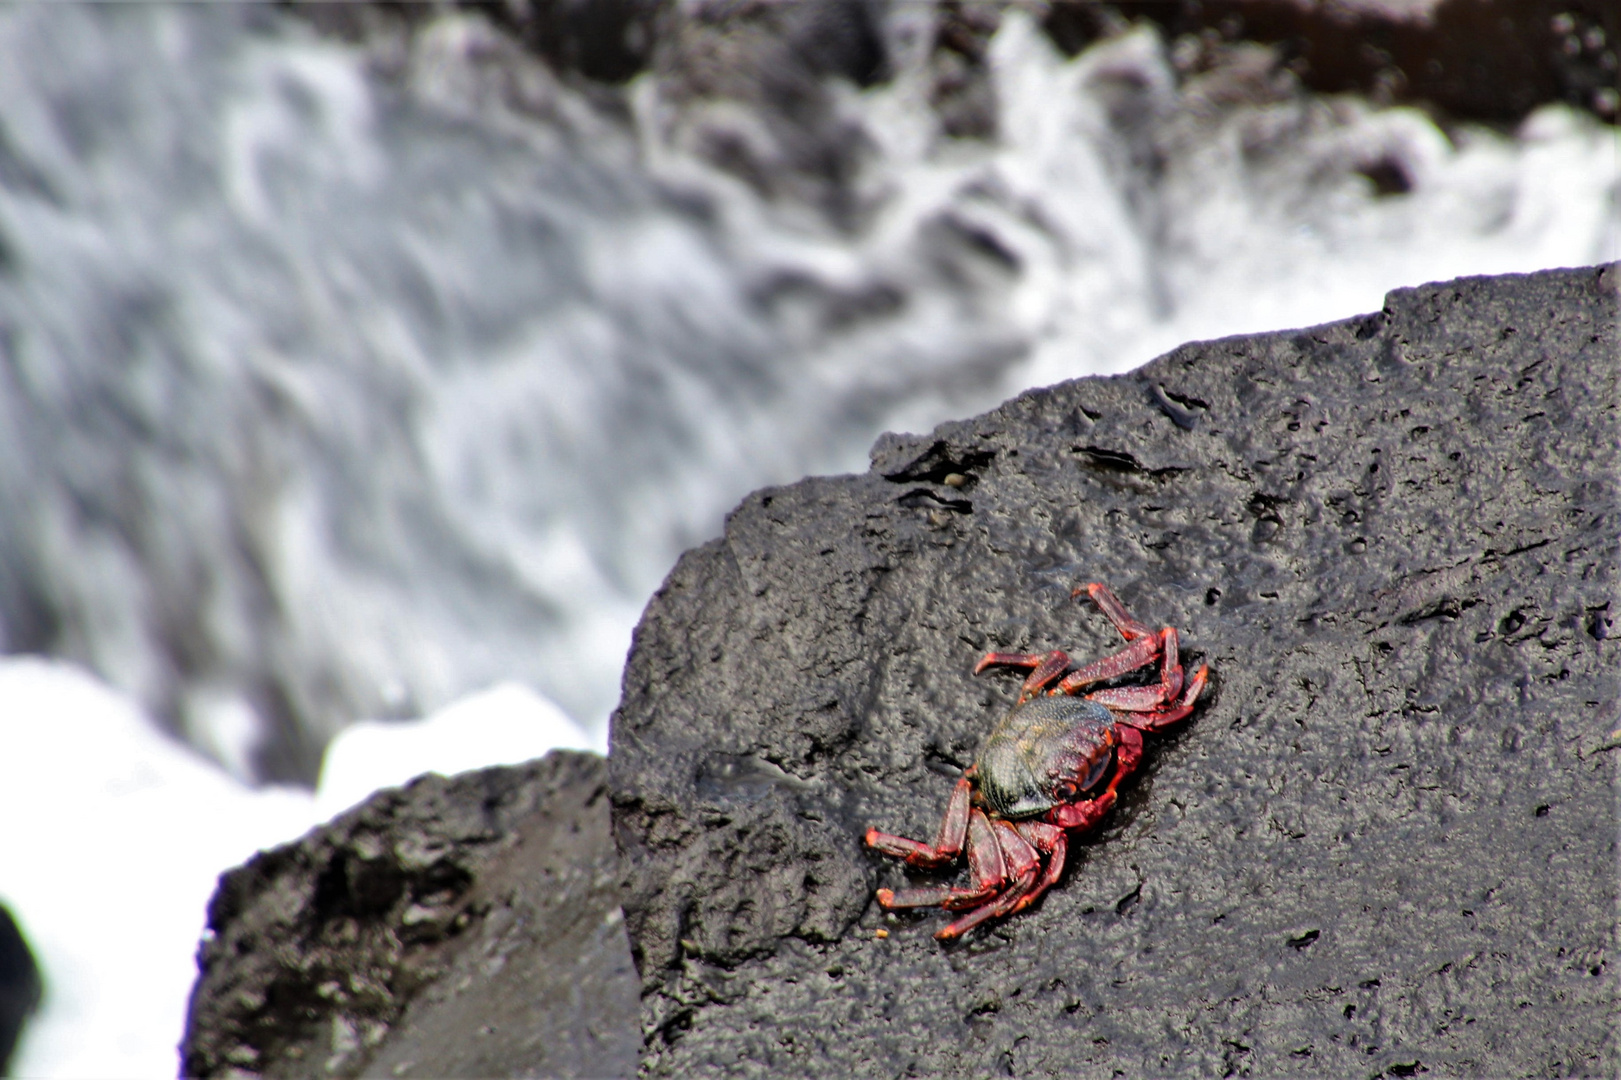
[974,695,1117,819]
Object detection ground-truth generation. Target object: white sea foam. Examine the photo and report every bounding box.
[0,658,318,1077]
[0,658,594,1077]
[314,679,602,819]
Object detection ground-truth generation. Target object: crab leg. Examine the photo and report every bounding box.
[1120,663,1208,730]
[1010,823,1067,915]
[1076,583,1155,640]
[936,866,1039,941]
[991,820,1040,878]
[964,810,1007,887]
[1086,685,1170,710]
[1160,628,1185,700]
[1013,819,1064,851]
[974,649,1071,699]
[1065,625,1186,702]
[878,808,1005,910]
[865,776,972,868]
[1053,633,1161,694]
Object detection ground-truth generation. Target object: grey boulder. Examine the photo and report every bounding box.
[181,752,638,1079]
[609,263,1619,1077]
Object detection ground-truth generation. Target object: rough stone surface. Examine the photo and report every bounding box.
[610,264,1619,1077]
[0,901,41,1077]
[181,751,638,1079]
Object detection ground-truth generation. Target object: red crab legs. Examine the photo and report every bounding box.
[975,583,1194,718]
[865,583,1209,940]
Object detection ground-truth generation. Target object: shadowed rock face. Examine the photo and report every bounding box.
[181,752,638,1080]
[609,265,1618,1076]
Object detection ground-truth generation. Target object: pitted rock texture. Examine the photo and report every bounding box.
[181,751,638,1080]
[609,265,1619,1077]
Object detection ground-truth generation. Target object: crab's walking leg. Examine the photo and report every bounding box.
[865,775,971,868]
[1075,583,1155,640]
[991,820,1040,879]
[1004,821,1067,915]
[936,867,1040,941]
[1160,628,1185,700]
[1053,633,1161,695]
[1048,582,1172,693]
[1106,662,1209,728]
[1069,626,1191,705]
[962,809,1007,891]
[974,650,1071,699]
[878,808,1006,910]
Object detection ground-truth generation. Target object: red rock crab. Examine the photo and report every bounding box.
[865,583,1209,940]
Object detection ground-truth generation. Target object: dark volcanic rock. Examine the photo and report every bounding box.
[610,265,1619,1076]
[181,751,638,1080]
[1048,0,1620,125]
[0,902,42,1077]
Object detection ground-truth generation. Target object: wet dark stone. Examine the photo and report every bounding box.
[0,902,42,1077]
[471,0,665,85]
[1047,0,1620,125]
[181,751,639,1080]
[610,265,1619,1076]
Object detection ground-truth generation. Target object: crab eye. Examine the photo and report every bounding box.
[1054,780,1078,801]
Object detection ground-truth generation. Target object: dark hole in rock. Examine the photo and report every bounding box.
[1356,157,1413,196]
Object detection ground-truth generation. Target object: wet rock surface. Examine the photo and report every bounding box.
[181,751,638,1080]
[609,265,1619,1076]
